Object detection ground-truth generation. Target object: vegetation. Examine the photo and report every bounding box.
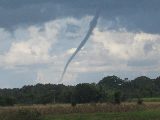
[0,103,160,120]
[44,109,160,120]
[0,75,160,106]
[0,109,42,120]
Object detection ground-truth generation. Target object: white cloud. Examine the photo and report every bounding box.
[134,32,160,41]
[35,21,160,84]
[0,16,160,85]
[66,48,76,55]
[36,68,77,85]
[0,16,92,68]
[0,24,59,67]
[91,28,160,61]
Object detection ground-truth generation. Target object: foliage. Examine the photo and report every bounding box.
[0,109,42,120]
[0,75,160,105]
[0,96,15,106]
[114,91,121,104]
[71,101,77,107]
[137,98,143,105]
[74,83,100,103]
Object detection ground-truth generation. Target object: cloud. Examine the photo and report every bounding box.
[0,16,92,68]
[1,0,160,34]
[91,28,160,62]
[0,15,159,87]
[35,24,160,85]
[67,48,76,55]
[36,68,77,85]
[0,24,59,67]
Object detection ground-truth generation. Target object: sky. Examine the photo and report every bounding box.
[0,0,160,88]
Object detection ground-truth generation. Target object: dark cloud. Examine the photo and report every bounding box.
[0,0,160,33]
[0,0,52,8]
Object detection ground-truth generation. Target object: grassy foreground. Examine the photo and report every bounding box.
[1,102,160,120]
[44,109,160,120]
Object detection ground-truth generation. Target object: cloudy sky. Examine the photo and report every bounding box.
[0,0,160,88]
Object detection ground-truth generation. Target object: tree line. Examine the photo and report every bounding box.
[0,75,160,106]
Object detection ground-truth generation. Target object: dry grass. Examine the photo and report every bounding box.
[1,102,160,115]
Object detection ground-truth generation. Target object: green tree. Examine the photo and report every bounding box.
[74,83,100,103]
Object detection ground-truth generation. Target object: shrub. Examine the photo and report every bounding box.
[0,109,42,120]
[137,98,143,105]
[71,101,77,107]
[90,102,97,107]
[0,97,15,106]
[12,109,42,120]
[114,91,121,104]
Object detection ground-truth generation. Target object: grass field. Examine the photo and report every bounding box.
[1,102,160,120]
[44,109,160,120]
[131,97,160,102]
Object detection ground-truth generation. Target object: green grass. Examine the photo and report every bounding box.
[143,97,160,102]
[44,109,160,120]
[131,97,160,102]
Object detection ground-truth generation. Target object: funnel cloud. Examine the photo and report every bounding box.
[60,11,100,82]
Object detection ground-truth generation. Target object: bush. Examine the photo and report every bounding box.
[71,101,77,107]
[137,98,143,105]
[13,109,42,120]
[0,97,15,106]
[0,109,42,120]
[114,91,121,104]
[90,102,97,107]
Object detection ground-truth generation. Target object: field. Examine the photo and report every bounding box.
[1,102,160,120]
[131,98,160,102]
[44,109,160,120]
